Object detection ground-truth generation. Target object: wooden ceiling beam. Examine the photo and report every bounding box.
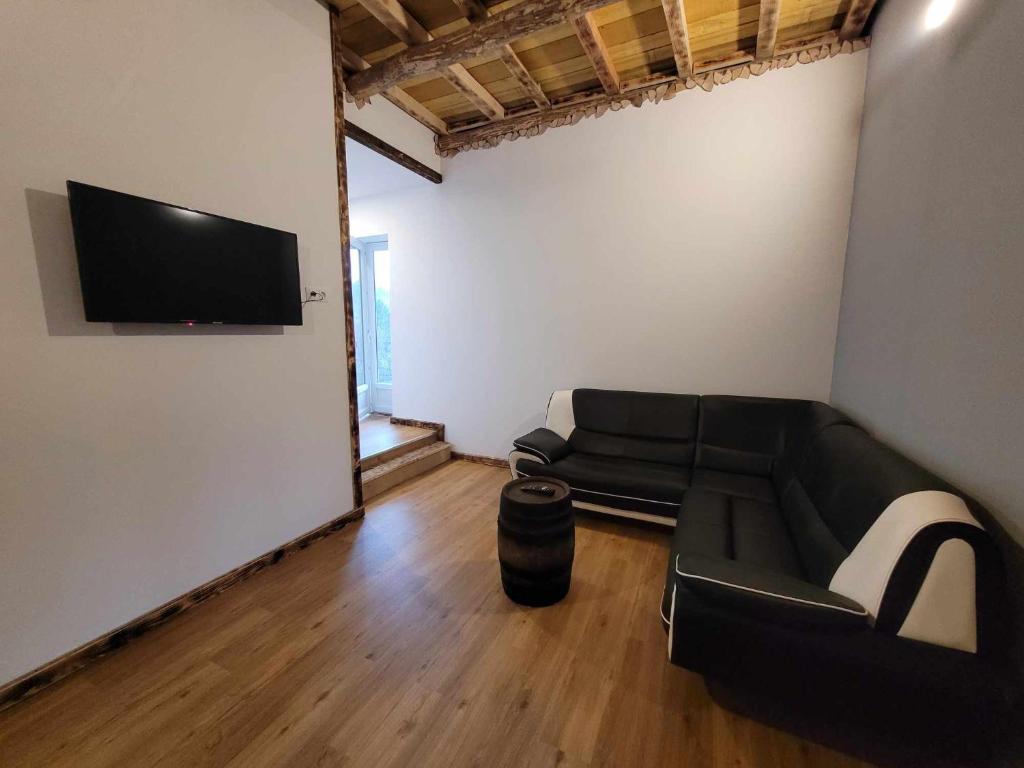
[444,65,506,119]
[755,0,781,61]
[356,0,431,44]
[382,87,450,133]
[353,0,504,121]
[336,41,448,134]
[346,0,623,99]
[500,48,552,109]
[839,0,879,41]
[448,0,551,110]
[660,0,692,78]
[571,13,620,95]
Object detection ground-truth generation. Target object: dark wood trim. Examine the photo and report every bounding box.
[571,12,620,95]
[660,0,693,77]
[452,452,510,469]
[345,120,442,184]
[389,416,445,442]
[0,505,365,713]
[331,10,364,511]
[839,0,880,40]
[755,0,781,61]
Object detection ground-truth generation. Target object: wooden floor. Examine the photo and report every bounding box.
[0,461,872,768]
[359,414,433,459]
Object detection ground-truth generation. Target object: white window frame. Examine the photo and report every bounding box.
[352,235,391,415]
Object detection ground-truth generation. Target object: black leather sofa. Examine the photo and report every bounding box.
[510,389,1017,764]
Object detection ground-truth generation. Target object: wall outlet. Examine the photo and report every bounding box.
[303,287,327,303]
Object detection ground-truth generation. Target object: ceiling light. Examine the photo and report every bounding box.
[924,0,955,30]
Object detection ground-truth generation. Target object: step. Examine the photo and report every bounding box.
[362,430,438,471]
[363,441,452,500]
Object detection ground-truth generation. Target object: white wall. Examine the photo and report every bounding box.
[347,138,433,201]
[351,51,869,458]
[347,96,442,175]
[831,0,1024,683]
[0,0,353,686]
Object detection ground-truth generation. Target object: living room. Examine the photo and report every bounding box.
[1,0,1021,766]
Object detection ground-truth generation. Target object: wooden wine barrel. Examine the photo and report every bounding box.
[497,477,574,606]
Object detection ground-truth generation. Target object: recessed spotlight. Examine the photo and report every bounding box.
[924,0,955,30]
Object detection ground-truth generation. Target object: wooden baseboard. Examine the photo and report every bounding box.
[389,416,445,442]
[0,505,365,713]
[452,452,510,469]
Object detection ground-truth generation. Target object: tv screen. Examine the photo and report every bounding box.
[67,181,302,325]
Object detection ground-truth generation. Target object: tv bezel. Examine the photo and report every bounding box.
[66,180,303,326]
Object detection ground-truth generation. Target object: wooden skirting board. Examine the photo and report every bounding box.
[436,37,870,157]
[452,452,510,469]
[390,416,445,442]
[0,505,365,713]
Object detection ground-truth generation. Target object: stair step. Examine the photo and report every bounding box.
[363,431,438,471]
[363,441,452,500]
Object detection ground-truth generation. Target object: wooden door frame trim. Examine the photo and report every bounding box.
[345,119,442,184]
[332,10,365,511]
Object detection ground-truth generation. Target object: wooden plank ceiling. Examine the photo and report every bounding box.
[329,0,878,156]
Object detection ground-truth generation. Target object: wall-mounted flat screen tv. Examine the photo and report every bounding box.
[67,181,302,325]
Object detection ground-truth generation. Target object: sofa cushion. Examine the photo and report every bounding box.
[674,555,868,632]
[695,396,794,477]
[777,423,1007,658]
[568,389,699,467]
[516,452,688,518]
[781,424,952,587]
[772,400,857,494]
[690,468,776,504]
[661,488,803,622]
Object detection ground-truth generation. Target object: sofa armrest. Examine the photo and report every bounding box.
[512,428,571,464]
[672,555,868,634]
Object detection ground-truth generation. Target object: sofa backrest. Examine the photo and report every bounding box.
[546,389,699,467]
[781,424,1003,655]
[695,396,795,477]
[695,396,854,484]
[772,400,859,491]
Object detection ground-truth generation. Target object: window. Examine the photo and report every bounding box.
[350,249,365,389]
[374,249,391,385]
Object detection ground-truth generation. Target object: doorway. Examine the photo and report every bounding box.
[351,235,392,416]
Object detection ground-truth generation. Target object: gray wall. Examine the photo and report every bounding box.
[832,0,1024,683]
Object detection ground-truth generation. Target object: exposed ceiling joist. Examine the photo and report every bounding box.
[571,13,620,95]
[500,48,552,108]
[356,0,431,43]
[755,0,781,61]
[448,0,551,110]
[336,39,449,133]
[352,0,504,120]
[840,0,880,40]
[437,35,870,157]
[345,0,622,99]
[660,0,692,78]
[444,66,506,119]
[450,0,488,22]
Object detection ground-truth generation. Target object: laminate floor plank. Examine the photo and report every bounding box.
[0,461,874,768]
